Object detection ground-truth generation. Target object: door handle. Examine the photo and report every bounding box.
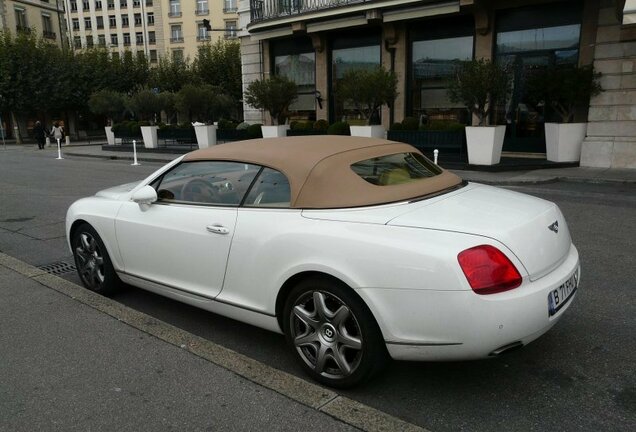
[206,225,230,235]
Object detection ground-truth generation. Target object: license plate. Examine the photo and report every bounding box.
[548,269,579,316]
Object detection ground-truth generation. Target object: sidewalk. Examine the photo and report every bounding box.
[7,140,636,185]
[62,141,636,185]
[0,253,423,432]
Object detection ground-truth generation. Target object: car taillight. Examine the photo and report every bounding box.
[457,245,522,295]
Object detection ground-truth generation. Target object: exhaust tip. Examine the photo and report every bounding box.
[489,341,524,356]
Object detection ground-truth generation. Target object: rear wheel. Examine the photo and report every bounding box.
[283,277,388,388]
[72,223,122,295]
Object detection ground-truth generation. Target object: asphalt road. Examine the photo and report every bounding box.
[1,146,634,431]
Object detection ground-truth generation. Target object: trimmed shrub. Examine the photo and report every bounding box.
[420,120,465,132]
[236,122,250,130]
[390,122,404,131]
[327,121,351,136]
[218,119,236,130]
[313,119,329,130]
[401,117,420,131]
[247,123,263,139]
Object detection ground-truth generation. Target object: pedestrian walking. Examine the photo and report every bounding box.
[33,121,47,150]
[50,122,65,145]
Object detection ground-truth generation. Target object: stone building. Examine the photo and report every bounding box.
[239,0,636,169]
[0,0,67,48]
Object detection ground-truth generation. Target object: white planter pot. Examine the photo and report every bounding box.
[194,124,218,149]
[545,122,587,162]
[261,125,290,138]
[140,125,159,149]
[349,125,386,138]
[105,126,115,145]
[465,125,506,165]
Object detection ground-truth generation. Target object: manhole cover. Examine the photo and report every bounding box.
[38,261,76,276]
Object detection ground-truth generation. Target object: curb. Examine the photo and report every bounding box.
[0,252,428,432]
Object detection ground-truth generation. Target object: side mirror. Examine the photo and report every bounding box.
[131,185,157,208]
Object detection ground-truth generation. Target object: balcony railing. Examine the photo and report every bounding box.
[224,7,238,13]
[196,8,209,15]
[43,30,56,39]
[197,35,211,41]
[250,0,371,23]
[168,11,182,18]
[170,36,184,43]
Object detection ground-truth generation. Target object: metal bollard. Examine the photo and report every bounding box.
[56,138,63,160]
[434,149,439,165]
[131,140,140,166]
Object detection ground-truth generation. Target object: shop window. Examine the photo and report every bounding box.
[272,38,316,121]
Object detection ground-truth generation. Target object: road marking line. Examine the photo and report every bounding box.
[0,252,429,432]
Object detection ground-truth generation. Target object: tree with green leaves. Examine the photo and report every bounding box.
[149,55,194,93]
[244,75,298,125]
[88,90,127,124]
[447,59,510,126]
[336,66,398,125]
[127,89,162,122]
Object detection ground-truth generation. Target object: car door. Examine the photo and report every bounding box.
[115,160,261,299]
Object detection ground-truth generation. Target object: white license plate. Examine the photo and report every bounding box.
[548,269,579,316]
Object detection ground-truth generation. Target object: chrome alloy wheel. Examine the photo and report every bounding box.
[74,232,105,290]
[290,291,363,380]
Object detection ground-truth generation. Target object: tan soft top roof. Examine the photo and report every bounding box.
[184,136,462,208]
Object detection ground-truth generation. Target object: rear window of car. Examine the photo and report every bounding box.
[350,153,443,186]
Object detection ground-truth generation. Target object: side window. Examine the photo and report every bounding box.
[244,168,291,208]
[154,161,260,206]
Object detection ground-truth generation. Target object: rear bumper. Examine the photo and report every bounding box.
[356,244,580,361]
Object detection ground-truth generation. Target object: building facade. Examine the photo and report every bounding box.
[239,0,636,169]
[63,0,239,62]
[0,0,67,48]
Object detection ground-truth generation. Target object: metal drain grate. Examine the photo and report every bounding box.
[38,261,77,276]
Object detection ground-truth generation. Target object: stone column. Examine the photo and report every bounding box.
[582,0,636,168]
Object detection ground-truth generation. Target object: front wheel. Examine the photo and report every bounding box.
[72,223,122,295]
[283,278,388,388]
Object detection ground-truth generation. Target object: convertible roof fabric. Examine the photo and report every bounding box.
[184,136,462,208]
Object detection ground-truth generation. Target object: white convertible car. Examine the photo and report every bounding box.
[66,136,579,387]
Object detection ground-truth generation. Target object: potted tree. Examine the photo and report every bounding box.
[243,75,298,138]
[526,65,602,162]
[127,89,162,148]
[447,59,510,165]
[337,66,398,138]
[88,90,126,145]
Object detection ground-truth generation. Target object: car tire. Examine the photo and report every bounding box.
[283,277,388,388]
[72,223,122,296]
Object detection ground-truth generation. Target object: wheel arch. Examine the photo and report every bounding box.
[275,270,384,339]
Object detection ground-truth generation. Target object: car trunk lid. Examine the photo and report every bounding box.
[387,183,572,280]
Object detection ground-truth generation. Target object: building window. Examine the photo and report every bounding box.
[146,0,153,6]
[410,17,474,125]
[171,25,183,43]
[225,20,237,39]
[122,14,129,27]
[150,49,157,62]
[224,0,237,13]
[87,35,94,47]
[134,13,142,26]
[72,18,80,30]
[169,0,181,17]
[95,1,103,10]
[493,3,582,152]
[331,35,381,123]
[98,34,106,46]
[111,34,118,45]
[135,32,143,44]
[107,0,114,9]
[120,0,127,8]
[196,0,208,15]
[173,49,184,62]
[83,0,90,11]
[84,17,92,29]
[14,8,28,31]
[96,16,104,29]
[70,1,78,12]
[197,24,209,41]
[74,36,82,49]
[42,14,56,39]
[109,15,116,28]
[133,0,141,7]
[148,31,156,44]
[123,32,131,46]
[147,12,154,25]
[273,38,316,120]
